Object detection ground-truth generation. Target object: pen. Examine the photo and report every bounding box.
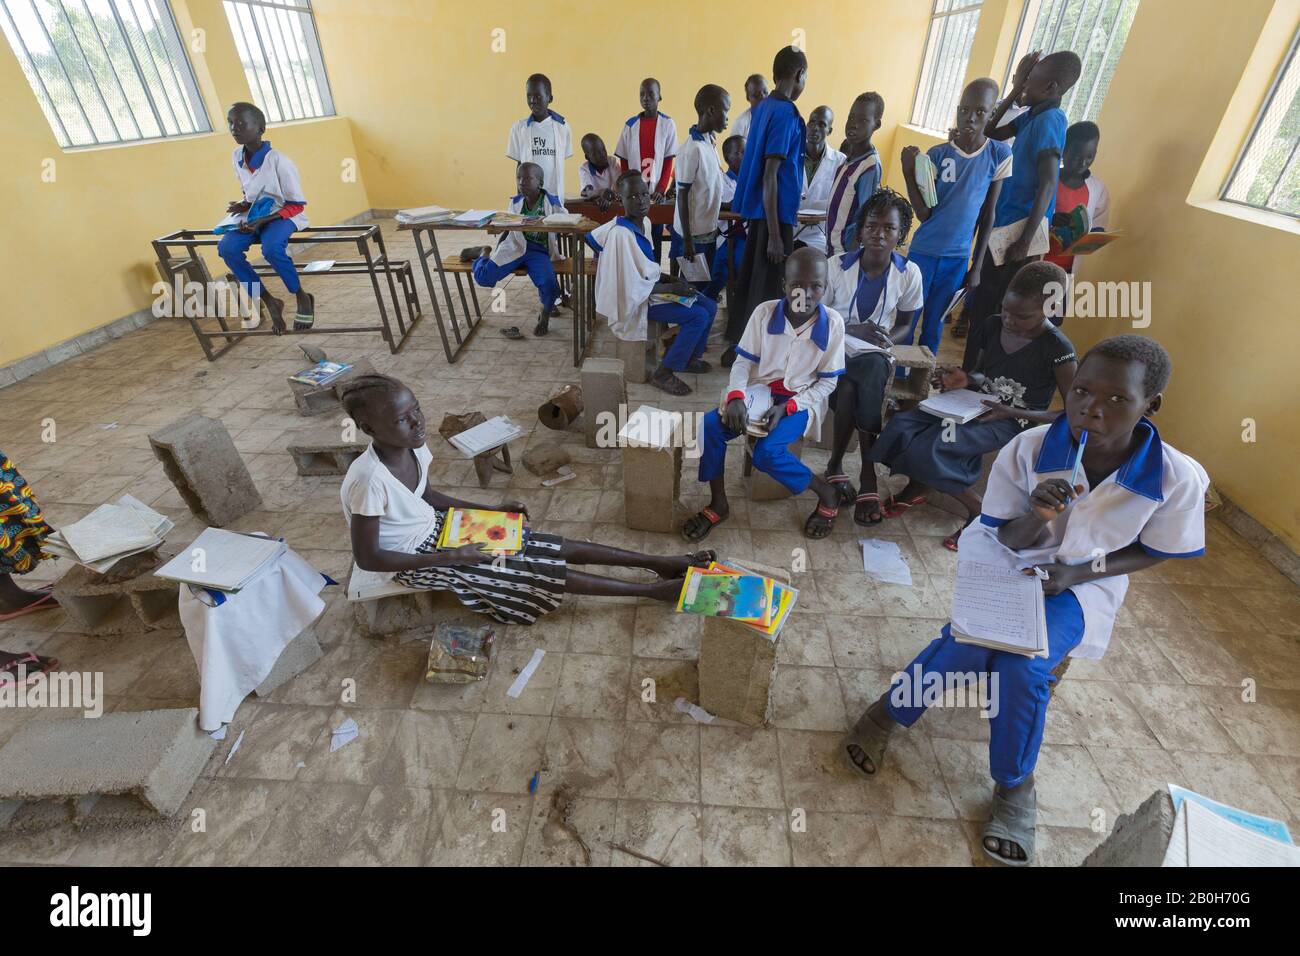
[1069,428,1088,490]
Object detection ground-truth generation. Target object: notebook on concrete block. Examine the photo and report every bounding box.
[154,528,286,593]
[448,416,523,457]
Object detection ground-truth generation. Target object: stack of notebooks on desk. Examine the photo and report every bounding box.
[447,416,523,457]
[43,495,174,573]
[543,212,582,226]
[289,360,352,387]
[435,508,525,556]
[451,209,497,227]
[395,204,453,225]
[675,561,798,641]
[154,528,286,593]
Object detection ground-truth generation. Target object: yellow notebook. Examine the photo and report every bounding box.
[435,508,524,555]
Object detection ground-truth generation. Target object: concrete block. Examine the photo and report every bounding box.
[889,344,935,405]
[620,405,683,533]
[354,590,460,638]
[0,708,215,817]
[51,549,181,635]
[581,357,626,449]
[286,441,367,476]
[1083,789,1177,867]
[254,627,324,697]
[149,413,262,527]
[697,559,790,727]
[614,338,650,384]
[744,439,804,501]
[288,357,377,416]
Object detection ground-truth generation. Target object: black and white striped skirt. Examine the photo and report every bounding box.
[394,529,567,625]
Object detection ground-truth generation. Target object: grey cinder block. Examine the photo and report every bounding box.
[149,413,262,527]
[51,549,180,635]
[0,708,215,817]
[288,357,377,417]
[1082,790,1177,867]
[580,357,626,449]
[745,439,804,501]
[254,627,324,697]
[286,442,367,476]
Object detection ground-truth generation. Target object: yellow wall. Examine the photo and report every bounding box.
[311,0,933,210]
[0,0,371,367]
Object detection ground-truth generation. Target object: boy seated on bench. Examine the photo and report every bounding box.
[588,172,717,396]
[461,162,567,338]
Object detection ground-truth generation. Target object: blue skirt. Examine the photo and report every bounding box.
[869,408,1021,494]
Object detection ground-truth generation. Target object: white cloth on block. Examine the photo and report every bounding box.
[179,544,328,731]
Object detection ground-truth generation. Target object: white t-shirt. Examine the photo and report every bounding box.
[673,129,725,239]
[506,111,574,203]
[965,416,1209,659]
[340,443,440,553]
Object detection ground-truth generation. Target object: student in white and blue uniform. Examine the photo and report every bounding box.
[462,163,566,337]
[844,336,1207,866]
[588,173,716,397]
[506,73,573,206]
[901,78,1013,355]
[668,86,730,289]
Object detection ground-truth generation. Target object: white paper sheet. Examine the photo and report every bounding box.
[676,253,710,282]
[950,559,1047,656]
[919,388,991,424]
[330,717,359,753]
[859,538,913,586]
[506,649,545,698]
[1181,798,1300,866]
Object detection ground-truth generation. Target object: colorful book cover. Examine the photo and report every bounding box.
[1061,230,1121,255]
[436,508,524,555]
[676,567,773,625]
[290,361,352,386]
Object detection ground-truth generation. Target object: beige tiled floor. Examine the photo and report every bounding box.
[2,218,1299,866]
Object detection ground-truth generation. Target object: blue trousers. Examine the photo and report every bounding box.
[218,217,301,296]
[906,252,969,355]
[648,296,716,371]
[471,243,559,311]
[698,407,812,494]
[884,590,1085,787]
[703,235,746,300]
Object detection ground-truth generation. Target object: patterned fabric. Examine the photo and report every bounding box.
[395,523,567,626]
[0,453,54,575]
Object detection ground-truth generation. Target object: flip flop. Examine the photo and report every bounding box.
[682,507,726,543]
[0,592,57,622]
[883,494,927,519]
[854,493,884,525]
[500,326,524,340]
[825,474,857,505]
[293,293,315,331]
[841,710,891,779]
[0,651,61,684]
[981,786,1037,866]
[803,503,838,539]
[943,516,976,552]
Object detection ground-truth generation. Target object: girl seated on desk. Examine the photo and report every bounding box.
[339,375,713,625]
[869,260,1076,550]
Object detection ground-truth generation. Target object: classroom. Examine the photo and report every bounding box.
[0,0,1298,872]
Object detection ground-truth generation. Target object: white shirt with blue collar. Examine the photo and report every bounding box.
[673,126,725,240]
[232,141,308,229]
[615,111,678,188]
[824,250,924,355]
[589,215,661,342]
[506,110,573,204]
[963,414,1210,659]
[725,299,847,440]
[489,191,568,265]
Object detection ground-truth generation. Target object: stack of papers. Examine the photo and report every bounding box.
[676,254,711,282]
[617,404,683,450]
[289,360,352,387]
[675,561,798,641]
[951,558,1048,657]
[395,204,453,225]
[1163,785,1299,866]
[451,209,497,227]
[44,496,174,573]
[447,416,523,457]
[919,388,990,424]
[543,212,582,226]
[736,383,773,437]
[154,528,286,593]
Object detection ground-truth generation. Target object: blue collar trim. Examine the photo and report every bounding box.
[767,300,830,351]
[241,141,271,170]
[1034,414,1165,502]
[527,110,565,126]
[615,216,655,261]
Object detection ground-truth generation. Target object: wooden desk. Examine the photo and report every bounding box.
[564,197,675,226]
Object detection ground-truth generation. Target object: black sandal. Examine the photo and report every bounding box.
[803,503,837,539]
[682,507,726,542]
[500,326,524,340]
[825,474,857,505]
[854,493,884,525]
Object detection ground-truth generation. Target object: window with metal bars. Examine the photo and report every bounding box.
[0,0,210,149]
[1005,0,1140,124]
[222,0,332,124]
[1222,29,1300,219]
[910,0,984,135]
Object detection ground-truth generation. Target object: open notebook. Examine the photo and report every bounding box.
[919,388,990,424]
[950,558,1048,658]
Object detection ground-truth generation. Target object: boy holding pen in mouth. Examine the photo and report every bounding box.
[842,335,1209,866]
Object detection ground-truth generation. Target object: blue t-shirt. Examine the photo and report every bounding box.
[994,101,1067,228]
[910,139,1014,260]
[732,94,805,225]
